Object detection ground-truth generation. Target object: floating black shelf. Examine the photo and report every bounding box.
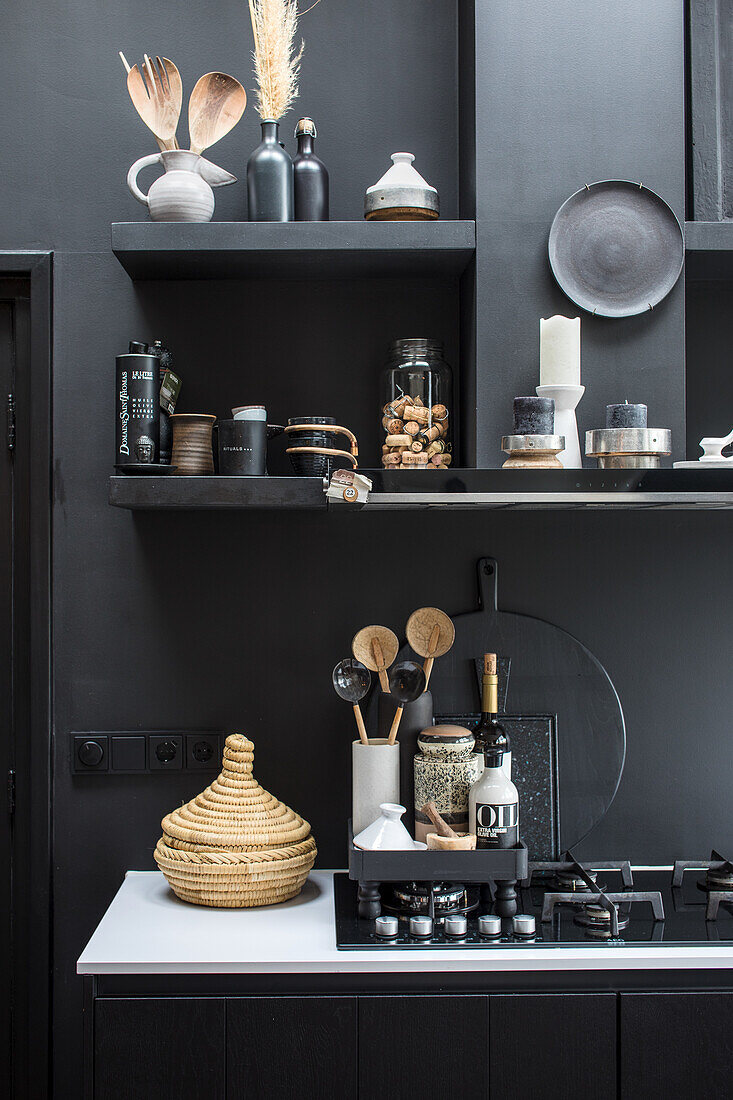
[111,220,476,280]
[109,468,733,511]
[685,221,733,279]
[109,476,326,510]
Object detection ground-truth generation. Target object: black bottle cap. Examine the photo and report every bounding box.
[484,750,505,768]
[128,340,147,353]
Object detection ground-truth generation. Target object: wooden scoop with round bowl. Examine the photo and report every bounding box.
[406,607,455,689]
[352,625,399,694]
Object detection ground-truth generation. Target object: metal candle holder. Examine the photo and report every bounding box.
[501,434,565,469]
[585,427,672,469]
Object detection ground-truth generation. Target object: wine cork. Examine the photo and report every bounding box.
[388,418,405,434]
[425,439,445,458]
[403,405,430,425]
[390,395,410,417]
[484,652,497,674]
[431,404,449,421]
[410,439,424,452]
[431,453,452,466]
[385,434,411,447]
[412,395,425,407]
[421,424,441,443]
[404,421,420,437]
[401,451,429,465]
[436,420,448,438]
[383,452,401,466]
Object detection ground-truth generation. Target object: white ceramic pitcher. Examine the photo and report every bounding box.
[127,150,236,222]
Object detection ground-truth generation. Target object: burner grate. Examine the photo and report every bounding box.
[525,851,633,891]
[671,850,733,919]
[536,849,663,938]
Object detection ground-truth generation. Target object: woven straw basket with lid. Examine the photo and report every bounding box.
[154,734,317,908]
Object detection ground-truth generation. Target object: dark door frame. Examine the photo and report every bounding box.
[0,253,52,1098]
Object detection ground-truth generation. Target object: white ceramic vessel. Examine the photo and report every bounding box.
[536,383,585,469]
[352,738,400,834]
[353,804,420,850]
[674,428,733,468]
[127,150,236,223]
[364,153,439,219]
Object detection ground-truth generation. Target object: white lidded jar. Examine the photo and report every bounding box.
[469,747,519,850]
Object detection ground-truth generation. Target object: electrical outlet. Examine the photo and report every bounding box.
[148,734,183,770]
[186,734,220,770]
[70,731,222,773]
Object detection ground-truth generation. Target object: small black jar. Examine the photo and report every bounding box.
[287,416,338,477]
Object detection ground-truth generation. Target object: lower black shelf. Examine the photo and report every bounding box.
[109,468,733,511]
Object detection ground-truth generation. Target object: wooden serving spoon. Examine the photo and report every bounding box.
[120,52,181,151]
[352,625,398,694]
[188,72,247,156]
[405,607,455,689]
[332,659,371,746]
[386,660,426,745]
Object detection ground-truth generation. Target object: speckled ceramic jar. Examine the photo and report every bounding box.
[413,724,482,842]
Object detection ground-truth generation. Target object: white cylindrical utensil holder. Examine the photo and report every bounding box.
[352,739,400,835]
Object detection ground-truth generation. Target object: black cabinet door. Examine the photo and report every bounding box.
[490,993,616,1098]
[94,997,225,1100]
[359,995,488,1099]
[619,992,733,1098]
[227,995,357,1099]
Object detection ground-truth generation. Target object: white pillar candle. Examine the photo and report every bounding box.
[540,315,581,386]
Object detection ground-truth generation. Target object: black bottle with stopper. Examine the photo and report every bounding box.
[473,653,506,759]
[470,652,519,849]
[293,118,329,221]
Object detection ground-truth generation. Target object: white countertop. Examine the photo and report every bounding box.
[77,871,733,976]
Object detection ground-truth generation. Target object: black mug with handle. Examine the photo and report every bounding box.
[218,419,268,476]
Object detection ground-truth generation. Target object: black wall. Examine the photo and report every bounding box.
[2,1,732,1096]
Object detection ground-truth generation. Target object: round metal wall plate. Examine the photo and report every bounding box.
[548,180,684,317]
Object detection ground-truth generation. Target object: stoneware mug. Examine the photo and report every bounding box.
[127,150,236,222]
[170,414,216,474]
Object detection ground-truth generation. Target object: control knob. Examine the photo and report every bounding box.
[512,914,536,937]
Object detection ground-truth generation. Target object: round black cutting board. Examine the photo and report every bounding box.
[394,558,625,850]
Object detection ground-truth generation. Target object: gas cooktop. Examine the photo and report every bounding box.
[334,855,733,949]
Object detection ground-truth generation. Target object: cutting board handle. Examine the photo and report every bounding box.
[477,557,499,612]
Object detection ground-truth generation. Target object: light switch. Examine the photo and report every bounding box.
[111,735,147,772]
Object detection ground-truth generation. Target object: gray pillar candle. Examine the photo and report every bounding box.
[606,402,647,429]
[513,396,555,435]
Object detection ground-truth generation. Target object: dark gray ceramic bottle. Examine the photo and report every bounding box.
[247,121,294,221]
[293,118,329,221]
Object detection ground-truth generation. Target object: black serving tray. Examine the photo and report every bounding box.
[348,822,528,883]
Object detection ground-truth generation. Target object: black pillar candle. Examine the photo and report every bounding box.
[513,396,555,435]
[606,402,647,429]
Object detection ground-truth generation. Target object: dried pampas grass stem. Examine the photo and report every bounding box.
[248,0,304,122]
